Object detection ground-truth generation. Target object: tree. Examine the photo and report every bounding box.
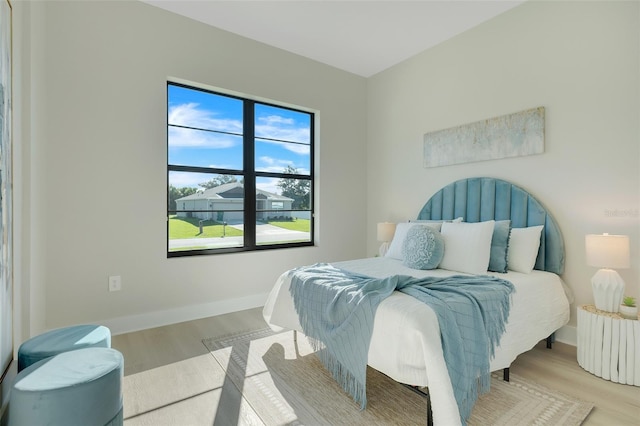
[199,175,238,189]
[168,185,197,212]
[277,166,310,210]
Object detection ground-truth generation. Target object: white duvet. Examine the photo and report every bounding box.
[262,257,571,426]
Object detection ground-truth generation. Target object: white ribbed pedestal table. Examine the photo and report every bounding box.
[577,305,639,386]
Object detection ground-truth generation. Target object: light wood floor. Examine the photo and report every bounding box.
[112,307,640,425]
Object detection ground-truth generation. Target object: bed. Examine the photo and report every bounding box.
[263,177,572,425]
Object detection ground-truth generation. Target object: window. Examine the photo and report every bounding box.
[167,82,314,256]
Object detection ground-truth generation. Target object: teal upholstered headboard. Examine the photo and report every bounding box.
[417,177,565,274]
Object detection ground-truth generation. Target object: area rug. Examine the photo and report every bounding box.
[203,328,593,425]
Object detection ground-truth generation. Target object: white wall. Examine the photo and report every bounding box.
[367,0,640,328]
[15,1,367,336]
[15,0,640,339]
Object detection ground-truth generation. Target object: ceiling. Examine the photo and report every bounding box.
[143,1,526,77]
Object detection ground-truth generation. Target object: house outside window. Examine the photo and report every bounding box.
[167,81,314,256]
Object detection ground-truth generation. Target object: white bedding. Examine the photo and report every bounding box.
[262,256,571,426]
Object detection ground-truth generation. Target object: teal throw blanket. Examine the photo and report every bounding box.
[289,263,400,409]
[289,263,514,424]
[396,275,514,424]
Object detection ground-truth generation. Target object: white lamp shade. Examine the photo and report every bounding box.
[377,222,396,242]
[585,234,630,269]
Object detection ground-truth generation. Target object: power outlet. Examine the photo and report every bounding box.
[108,275,122,292]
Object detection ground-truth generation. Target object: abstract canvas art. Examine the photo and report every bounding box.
[424,107,544,168]
[0,0,11,377]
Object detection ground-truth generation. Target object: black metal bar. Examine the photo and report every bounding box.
[243,100,256,248]
[404,385,432,426]
[168,164,244,176]
[503,367,510,382]
[255,135,309,147]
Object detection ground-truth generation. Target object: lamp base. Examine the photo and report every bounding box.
[591,268,625,313]
[378,242,390,257]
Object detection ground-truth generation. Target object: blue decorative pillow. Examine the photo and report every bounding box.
[401,225,445,270]
[488,220,511,273]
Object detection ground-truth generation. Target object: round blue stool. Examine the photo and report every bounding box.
[17,324,111,372]
[8,347,124,426]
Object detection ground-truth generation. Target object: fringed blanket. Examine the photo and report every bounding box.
[289,263,514,424]
[396,275,514,423]
[288,263,400,409]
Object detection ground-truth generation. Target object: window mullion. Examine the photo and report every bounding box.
[243,100,256,248]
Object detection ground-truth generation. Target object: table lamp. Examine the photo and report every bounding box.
[585,233,630,312]
[377,222,396,257]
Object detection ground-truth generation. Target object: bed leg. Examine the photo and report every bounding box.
[546,333,555,349]
[503,368,509,382]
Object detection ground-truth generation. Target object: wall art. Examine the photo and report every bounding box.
[424,107,544,168]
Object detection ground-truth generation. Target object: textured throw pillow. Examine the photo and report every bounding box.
[439,220,496,274]
[401,225,444,270]
[385,222,441,260]
[408,220,443,232]
[488,220,511,273]
[508,225,544,273]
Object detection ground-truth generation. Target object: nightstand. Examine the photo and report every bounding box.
[577,305,639,386]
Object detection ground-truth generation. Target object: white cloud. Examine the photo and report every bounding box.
[169,106,310,156]
[259,156,276,166]
[282,143,310,155]
[257,156,309,175]
[260,115,294,126]
[169,127,239,149]
[168,103,242,148]
[169,103,241,131]
[255,114,310,146]
[257,177,281,195]
[257,139,310,156]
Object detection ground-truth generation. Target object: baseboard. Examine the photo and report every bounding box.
[555,324,577,347]
[100,294,580,345]
[101,292,271,336]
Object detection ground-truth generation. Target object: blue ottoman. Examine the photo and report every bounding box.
[17,324,111,372]
[8,347,124,426]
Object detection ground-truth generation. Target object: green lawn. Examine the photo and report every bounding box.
[169,216,310,240]
[267,218,310,232]
[169,216,243,239]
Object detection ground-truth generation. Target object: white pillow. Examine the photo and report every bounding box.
[507,225,544,273]
[385,222,441,260]
[410,217,464,226]
[439,220,496,274]
[407,221,443,232]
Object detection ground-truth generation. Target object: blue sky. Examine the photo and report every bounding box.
[168,84,311,193]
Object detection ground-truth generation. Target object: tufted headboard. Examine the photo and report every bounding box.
[417,177,565,274]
